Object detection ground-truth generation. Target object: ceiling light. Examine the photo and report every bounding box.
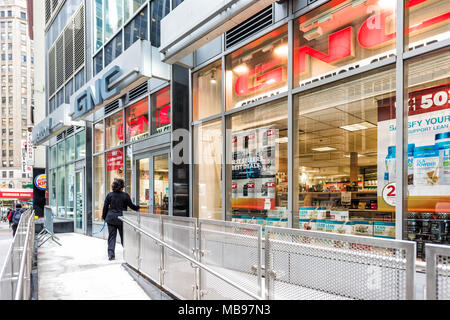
[344,154,365,158]
[274,44,288,57]
[311,147,337,152]
[340,122,377,132]
[233,64,249,74]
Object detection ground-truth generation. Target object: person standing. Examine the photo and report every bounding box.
[102,178,140,260]
[11,204,25,237]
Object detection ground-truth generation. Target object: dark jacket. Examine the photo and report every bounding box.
[102,191,140,225]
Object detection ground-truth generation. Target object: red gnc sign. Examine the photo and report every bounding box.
[233,0,449,96]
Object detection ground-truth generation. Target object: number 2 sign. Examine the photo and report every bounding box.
[382,182,396,207]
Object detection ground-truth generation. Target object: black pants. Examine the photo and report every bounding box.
[12,223,18,237]
[107,223,123,259]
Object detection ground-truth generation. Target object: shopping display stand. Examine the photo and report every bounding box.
[37,206,61,247]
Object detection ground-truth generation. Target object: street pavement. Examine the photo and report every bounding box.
[0,221,12,271]
[38,233,151,300]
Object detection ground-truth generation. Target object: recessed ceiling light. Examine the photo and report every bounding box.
[233,64,249,74]
[340,122,377,132]
[312,147,337,152]
[276,137,289,144]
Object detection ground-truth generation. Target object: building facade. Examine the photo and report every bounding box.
[33,0,188,236]
[159,0,450,261]
[0,0,34,191]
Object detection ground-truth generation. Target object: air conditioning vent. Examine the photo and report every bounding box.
[105,100,120,116]
[76,126,83,130]
[66,126,75,136]
[57,132,64,141]
[128,82,148,102]
[225,5,273,50]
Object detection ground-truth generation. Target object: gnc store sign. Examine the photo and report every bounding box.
[226,0,449,108]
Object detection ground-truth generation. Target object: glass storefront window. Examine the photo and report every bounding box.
[153,154,169,215]
[66,164,75,219]
[50,169,56,207]
[57,166,66,218]
[76,130,86,160]
[126,97,149,142]
[94,154,105,222]
[405,49,450,260]
[294,1,397,88]
[405,0,450,50]
[227,99,288,235]
[226,24,288,111]
[105,111,124,149]
[66,136,75,163]
[193,60,222,121]
[151,86,171,134]
[194,119,222,220]
[295,66,396,238]
[106,148,124,195]
[57,142,65,166]
[94,122,105,154]
[50,146,57,168]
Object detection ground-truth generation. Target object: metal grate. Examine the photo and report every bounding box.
[104,99,120,116]
[265,227,415,300]
[55,36,64,90]
[64,22,74,81]
[426,244,450,300]
[225,5,273,50]
[48,47,56,96]
[56,132,64,141]
[73,7,85,71]
[128,82,148,102]
[198,220,262,300]
[45,0,51,24]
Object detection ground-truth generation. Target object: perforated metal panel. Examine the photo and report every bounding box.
[198,220,262,300]
[48,47,56,96]
[139,214,163,283]
[265,227,415,300]
[74,7,85,71]
[426,244,450,300]
[123,212,140,270]
[55,36,64,90]
[45,0,52,24]
[161,216,198,300]
[64,22,74,81]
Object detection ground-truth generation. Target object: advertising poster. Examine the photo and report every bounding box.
[377,82,450,212]
[231,126,278,210]
[33,168,46,218]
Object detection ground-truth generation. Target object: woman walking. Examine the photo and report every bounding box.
[102,178,140,260]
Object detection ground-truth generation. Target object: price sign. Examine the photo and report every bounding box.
[382,182,396,207]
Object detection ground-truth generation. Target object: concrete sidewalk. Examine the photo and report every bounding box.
[38,233,150,300]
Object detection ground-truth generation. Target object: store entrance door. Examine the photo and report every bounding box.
[134,149,171,215]
[74,169,85,234]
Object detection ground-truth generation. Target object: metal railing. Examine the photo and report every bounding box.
[120,212,263,300]
[119,213,436,300]
[426,244,450,300]
[264,227,416,300]
[0,208,35,300]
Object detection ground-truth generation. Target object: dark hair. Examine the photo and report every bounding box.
[16,203,22,209]
[112,178,125,192]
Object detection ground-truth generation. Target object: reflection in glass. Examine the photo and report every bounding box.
[94,155,105,222]
[151,86,171,134]
[106,111,124,149]
[194,120,222,220]
[154,154,169,215]
[137,158,150,213]
[193,60,222,121]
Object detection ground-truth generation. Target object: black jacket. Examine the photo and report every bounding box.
[102,191,140,225]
